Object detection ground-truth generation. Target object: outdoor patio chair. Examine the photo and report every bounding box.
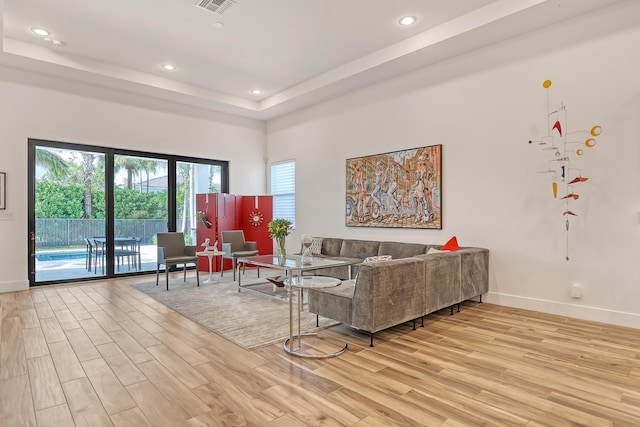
[221,230,259,281]
[115,237,141,271]
[84,238,95,272]
[156,232,199,290]
[91,238,106,274]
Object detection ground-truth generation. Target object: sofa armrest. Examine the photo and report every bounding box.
[459,248,489,301]
[415,252,462,314]
[351,258,425,333]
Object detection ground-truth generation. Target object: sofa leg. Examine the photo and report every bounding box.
[450,306,453,315]
[369,333,374,347]
[316,314,319,328]
[421,316,424,327]
[457,303,460,313]
[480,294,483,303]
[412,319,416,330]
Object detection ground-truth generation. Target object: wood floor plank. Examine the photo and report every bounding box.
[99,303,131,322]
[40,316,67,343]
[110,407,152,427]
[20,308,41,329]
[137,360,211,418]
[91,309,124,333]
[35,403,75,427]
[95,342,147,386]
[81,357,137,415]
[23,327,50,359]
[66,302,94,321]
[27,355,66,410]
[0,316,28,379]
[146,344,209,389]
[65,327,101,361]
[157,319,213,348]
[153,331,210,366]
[192,382,285,426]
[54,309,81,331]
[118,319,160,347]
[45,294,67,312]
[0,374,37,427]
[108,330,155,364]
[126,310,166,334]
[62,377,114,427]
[48,340,86,383]
[126,380,189,427]
[79,318,113,346]
[34,301,55,319]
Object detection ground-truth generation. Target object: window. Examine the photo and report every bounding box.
[270,161,295,228]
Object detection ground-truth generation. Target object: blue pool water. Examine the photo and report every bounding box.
[36,251,87,261]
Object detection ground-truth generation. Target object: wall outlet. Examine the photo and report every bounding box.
[570,283,582,299]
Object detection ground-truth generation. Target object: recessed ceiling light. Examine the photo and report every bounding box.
[212,22,224,29]
[399,16,417,26]
[31,27,50,36]
[162,64,176,71]
[251,89,262,95]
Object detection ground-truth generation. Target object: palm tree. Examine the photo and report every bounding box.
[35,147,68,180]
[140,159,163,193]
[114,156,141,189]
[81,153,95,218]
[177,164,192,234]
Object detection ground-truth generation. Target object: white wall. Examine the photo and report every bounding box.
[266,3,640,328]
[0,74,266,292]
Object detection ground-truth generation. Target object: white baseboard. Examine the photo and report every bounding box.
[483,292,640,330]
[0,280,29,293]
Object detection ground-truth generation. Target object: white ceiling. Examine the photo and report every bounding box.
[0,0,623,120]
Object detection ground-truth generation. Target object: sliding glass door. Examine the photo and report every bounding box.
[113,154,169,275]
[31,145,106,283]
[28,139,228,286]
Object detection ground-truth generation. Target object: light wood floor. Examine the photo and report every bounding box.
[1,273,639,426]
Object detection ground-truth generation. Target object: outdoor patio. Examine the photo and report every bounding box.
[35,244,159,282]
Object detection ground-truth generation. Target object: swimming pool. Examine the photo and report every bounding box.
[35,251,87,261]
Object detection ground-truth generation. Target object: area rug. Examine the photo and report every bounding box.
[130,270,339,350]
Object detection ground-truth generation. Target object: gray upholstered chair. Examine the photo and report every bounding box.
[156,232,199,290]
[221,230,259,281]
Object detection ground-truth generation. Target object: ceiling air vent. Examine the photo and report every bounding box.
[195,0,236,15]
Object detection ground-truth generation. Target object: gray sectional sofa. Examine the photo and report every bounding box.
[305,237,489,346]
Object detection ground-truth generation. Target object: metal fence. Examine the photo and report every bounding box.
[35,219,186,248]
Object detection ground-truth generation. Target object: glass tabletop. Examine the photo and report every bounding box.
[238,254,347,271]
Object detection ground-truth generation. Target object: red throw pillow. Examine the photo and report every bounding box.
[441,236,459,251]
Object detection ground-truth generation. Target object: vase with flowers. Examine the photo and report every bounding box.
[268,218,293,264]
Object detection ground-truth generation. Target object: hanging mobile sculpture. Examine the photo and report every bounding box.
[529,79,602,261]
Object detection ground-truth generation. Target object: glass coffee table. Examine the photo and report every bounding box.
[237,254,353,358]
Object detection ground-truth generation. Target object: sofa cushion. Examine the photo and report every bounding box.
[310,237,323,255]
[340,239,381,259]
[307,280,355,325]
[378,241,428,258]
[321,238,343,257]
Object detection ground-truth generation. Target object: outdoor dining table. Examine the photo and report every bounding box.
[92,237,141,273]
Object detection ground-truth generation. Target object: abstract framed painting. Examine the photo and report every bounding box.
[346,145,442,229]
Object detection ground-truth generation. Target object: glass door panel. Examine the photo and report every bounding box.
[176,161,222,246]
[113,155,168,275]
[33,146,106,283]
